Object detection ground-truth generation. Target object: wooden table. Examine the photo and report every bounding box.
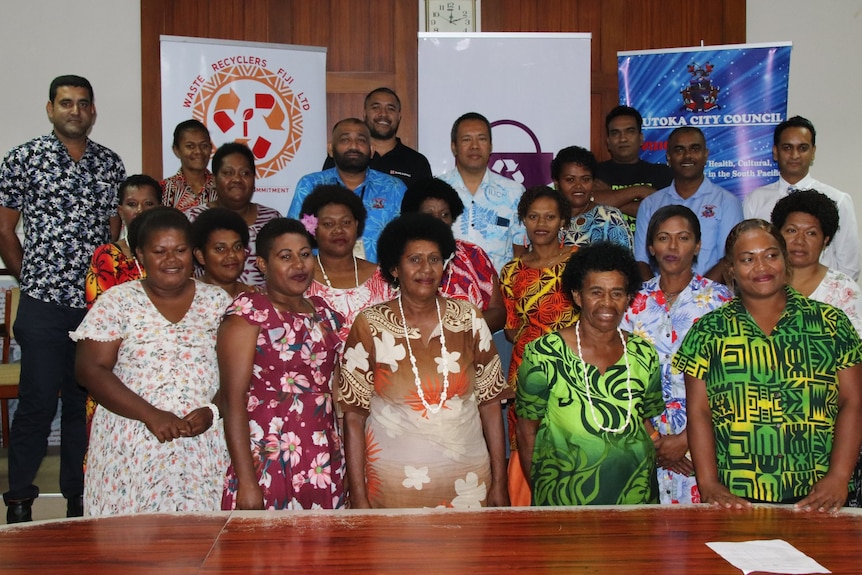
[1,505,860,574]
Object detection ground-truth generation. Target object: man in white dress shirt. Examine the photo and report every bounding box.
[744,116,859,280]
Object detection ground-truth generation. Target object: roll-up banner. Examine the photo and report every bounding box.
[418,33,591,187]
[618,43,792,199]
[160,35,328,213]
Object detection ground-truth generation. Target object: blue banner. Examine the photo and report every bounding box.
[618,43,792,199]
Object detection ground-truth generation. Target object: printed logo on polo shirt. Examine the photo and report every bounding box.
[371,198,385,209]
[190,58,309,182]
[701,205,716,218]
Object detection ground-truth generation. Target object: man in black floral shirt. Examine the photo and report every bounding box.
[0,75,125,523]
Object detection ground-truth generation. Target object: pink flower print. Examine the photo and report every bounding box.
[292,471,307,491]
[308,452,332,489]
[247,395,260,411]
[251,308,269,323]
[269,326,297,361]
[231,296,254,316]
[268,399,280,409]
[280,431,303,467]
[301,343,326,369]
[256,332,267,347]
[264,433,282,461]
[315,393,332,414]
[281,371,311,393]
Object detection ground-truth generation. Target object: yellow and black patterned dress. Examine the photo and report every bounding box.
[674,287,862,502]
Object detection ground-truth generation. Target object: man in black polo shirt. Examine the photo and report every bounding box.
[593,105,673,232]
[322,87,431,185]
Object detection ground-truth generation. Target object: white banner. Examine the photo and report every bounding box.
[418,33,591,186]
[160,36,327,214]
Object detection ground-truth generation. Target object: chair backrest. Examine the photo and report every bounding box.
[2,287,20,363]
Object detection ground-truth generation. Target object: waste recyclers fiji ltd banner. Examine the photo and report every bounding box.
[161,36,327,213]
[618,42,792,199]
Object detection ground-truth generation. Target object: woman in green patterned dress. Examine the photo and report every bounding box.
[515,242,663,505]
[676,219,862,512]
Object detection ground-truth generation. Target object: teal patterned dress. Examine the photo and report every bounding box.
[516,331,663,505]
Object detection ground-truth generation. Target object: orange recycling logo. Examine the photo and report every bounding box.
[193,64,305,179]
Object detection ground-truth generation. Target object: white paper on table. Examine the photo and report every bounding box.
[706,539,831,574]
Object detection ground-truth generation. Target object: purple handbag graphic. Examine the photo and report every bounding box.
[489,120,553,188]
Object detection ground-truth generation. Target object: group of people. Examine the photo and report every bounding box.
[1,74,860,523]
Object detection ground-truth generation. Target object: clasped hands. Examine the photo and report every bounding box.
[144,406,214,443]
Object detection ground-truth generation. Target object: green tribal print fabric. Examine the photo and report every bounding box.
[673,287,862,502]
[517,332,663,505]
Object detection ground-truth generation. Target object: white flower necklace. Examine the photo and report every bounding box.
[317,254,358,288]
[398,293,449,414]
[575,320,633,433]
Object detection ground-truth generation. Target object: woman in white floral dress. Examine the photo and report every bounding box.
[340,214,511,509]
[72,207,230,516]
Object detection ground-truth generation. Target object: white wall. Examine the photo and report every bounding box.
[0,0,142,174]
[748,1,862,249]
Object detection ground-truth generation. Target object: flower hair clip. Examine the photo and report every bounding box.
[300,213,318,237]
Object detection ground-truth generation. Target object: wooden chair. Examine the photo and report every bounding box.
[0,287,21,447]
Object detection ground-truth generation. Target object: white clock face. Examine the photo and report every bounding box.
[426,1,476,32]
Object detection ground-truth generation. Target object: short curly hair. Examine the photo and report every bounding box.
[561,242,642,297]
[190,207,250,252]
[376,213,456,286]
[550,146,598,181]
[129,206,190,255]
[770,189,839,246]
[400,177,465,222]
[256,218,314,262]
[517,186,572,229]
[299,184,367,237]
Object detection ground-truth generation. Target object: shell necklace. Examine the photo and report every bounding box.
[398,294,449,414]
[317,254,358,288]
[575,320,633,433]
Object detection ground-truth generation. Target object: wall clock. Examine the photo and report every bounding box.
[421,0,480,33]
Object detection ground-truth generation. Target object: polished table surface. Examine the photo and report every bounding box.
[1,505,860,574]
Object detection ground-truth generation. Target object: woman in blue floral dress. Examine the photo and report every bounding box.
[620,205,731,504]
[220,218,346,510]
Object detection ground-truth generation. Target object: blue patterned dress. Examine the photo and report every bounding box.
[620,274,732,503]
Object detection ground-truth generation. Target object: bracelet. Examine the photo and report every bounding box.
[205,402,221,421]
[649,429,661,441]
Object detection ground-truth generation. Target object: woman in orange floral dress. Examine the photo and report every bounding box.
[499,186,579,505]
[340,214,511,508]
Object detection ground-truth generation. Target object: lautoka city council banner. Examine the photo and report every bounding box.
[618,42,792,199]
[160,36,327,214]
[419,33,591,187]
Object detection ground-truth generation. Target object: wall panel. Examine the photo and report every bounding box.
[140,0,745,176]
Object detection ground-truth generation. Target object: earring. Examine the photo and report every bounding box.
[523,236,530,249]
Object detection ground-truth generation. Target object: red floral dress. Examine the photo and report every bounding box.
[221,293,347,510]
[85,243,143,309]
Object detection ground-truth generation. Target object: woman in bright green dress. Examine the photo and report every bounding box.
[515,242,663,505]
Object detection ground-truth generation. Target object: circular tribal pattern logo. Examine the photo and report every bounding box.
[193,64,304,179]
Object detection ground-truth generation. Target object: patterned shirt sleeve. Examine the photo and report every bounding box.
[224,292,269,326]
[339,310,375,412]
[514,337,551,421]
[470,305,512,403]
[671,313,714,381]
[500,261,520,331]
[69,285,126,342]
[634,337,664,419]
[830,306,862,371]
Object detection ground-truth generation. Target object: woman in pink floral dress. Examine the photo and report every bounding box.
[219,218,346,510]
